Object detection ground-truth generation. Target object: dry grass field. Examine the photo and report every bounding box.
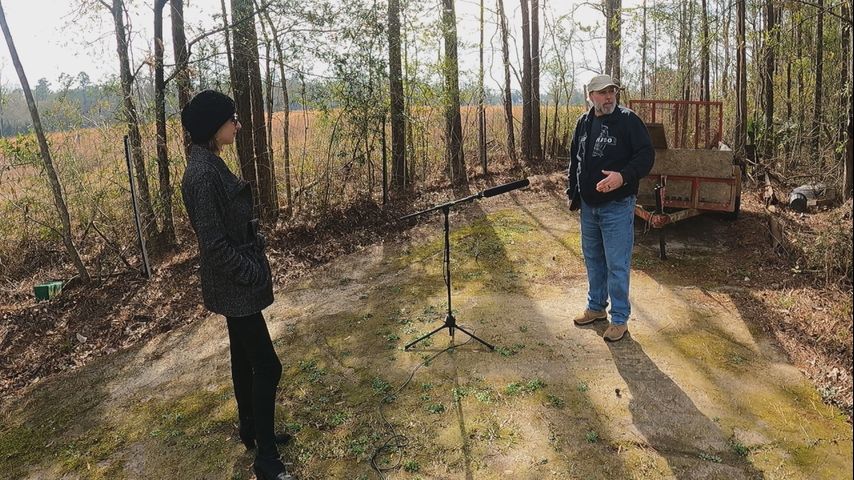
[0,105,583,274]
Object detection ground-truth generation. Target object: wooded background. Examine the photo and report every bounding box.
[0,0,852,285]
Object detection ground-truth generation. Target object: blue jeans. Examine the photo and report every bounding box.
[580,195,636,325]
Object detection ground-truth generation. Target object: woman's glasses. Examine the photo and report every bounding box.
[230,113,239,125]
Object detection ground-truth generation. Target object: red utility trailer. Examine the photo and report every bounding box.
[629,99,742,258]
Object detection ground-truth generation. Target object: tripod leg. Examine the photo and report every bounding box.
[404,205,496,352]
[404,323,450,350]
[453,324,495,350]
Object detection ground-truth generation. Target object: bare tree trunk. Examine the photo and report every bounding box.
[170,0,192,159]
[260,8,292,215]
[265,58,274,193]
[154,0,175,246]
[734,0,748,158]
[252,0,277,211]
[531,0,542,160]
[497,0,517,163]
[700,0,710,101]
[700,0,711,147]
[0,79,6,137]
[797,10,805,133]
[712,0,719,92]
[218,0,235,93]
[478,0,487,174]
[441,0,466,185]
[543,6,570,156]
[298,74,307,212]
[229,0,276,220]
[403,5,416,185]
[237,1,276,221]
[786,50,792,120]
[839,2,850,147]
[110,0,158,248]
[846,98,853,199]
[762,0,775,159]
[844,0,853,199]
[721,0,731,97]
[641,0,648,97]
[256,16,272,158]
[652,0,659,96]
[221,0,250,196]
[0,1,89,282]
[677,0,693,147]
[519,0,533,162]
[604,0,622,81]
[389,0,407,191]
[812,0,824,156]
[550,82,561,156]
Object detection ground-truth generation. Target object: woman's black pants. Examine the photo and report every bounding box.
[226,311,282,459]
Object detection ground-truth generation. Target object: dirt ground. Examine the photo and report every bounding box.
[1,175,851,479]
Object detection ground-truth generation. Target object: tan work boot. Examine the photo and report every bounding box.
[573,309,608,326]
[603,324,628,342]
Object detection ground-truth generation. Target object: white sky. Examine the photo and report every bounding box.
[0,0,618,92]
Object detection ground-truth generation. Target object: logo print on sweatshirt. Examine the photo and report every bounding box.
[592,125,616,157]
[577,133,587,160]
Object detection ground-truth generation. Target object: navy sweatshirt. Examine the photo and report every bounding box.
[567,105,654,206]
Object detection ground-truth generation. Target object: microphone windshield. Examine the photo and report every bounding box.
[482,178,530,198]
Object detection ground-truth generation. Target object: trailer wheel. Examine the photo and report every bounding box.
[725,196,741,220]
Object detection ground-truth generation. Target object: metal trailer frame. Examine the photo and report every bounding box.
[628,99,742,258]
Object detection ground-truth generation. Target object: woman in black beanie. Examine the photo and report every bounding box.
[180,90,293,480]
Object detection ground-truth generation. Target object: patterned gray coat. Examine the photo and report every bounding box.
[181,145,273,317]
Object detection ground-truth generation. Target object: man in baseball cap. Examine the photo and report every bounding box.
[586,74,620,93]
[566,74,654,342]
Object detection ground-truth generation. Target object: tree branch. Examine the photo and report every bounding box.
[787,0,853,25]
[185,1,272,55]
[163,1,272,85]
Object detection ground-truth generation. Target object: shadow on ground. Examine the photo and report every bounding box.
[1,188,851,479]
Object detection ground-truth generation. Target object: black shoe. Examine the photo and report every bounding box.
[253,456,294,480]
[239,420,293,450]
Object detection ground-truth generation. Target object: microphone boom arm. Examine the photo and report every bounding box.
[399,178,529,221]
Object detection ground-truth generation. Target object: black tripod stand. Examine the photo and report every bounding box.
[400,179,529,351]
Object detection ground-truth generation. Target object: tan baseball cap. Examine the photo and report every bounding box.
[586,74,620,93]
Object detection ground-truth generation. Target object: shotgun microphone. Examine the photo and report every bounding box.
[482,178,530,198]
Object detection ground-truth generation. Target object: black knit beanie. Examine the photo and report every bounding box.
[181,90,236,145]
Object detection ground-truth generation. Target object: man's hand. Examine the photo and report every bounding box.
[596,170,624,193]
[565,187,580,211]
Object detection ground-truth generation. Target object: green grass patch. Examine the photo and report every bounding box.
[298,359,327,383]
[452,386,469,401]
[327,411,351,427]
[473,388,495,404]
[698,452,722,463]
[729,438,750,457]
[505,378,546,396]
[546,394,566,409]
[496,343,526,357]
[371,377,392,396]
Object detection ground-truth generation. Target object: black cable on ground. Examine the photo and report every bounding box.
[369,335,475,479]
